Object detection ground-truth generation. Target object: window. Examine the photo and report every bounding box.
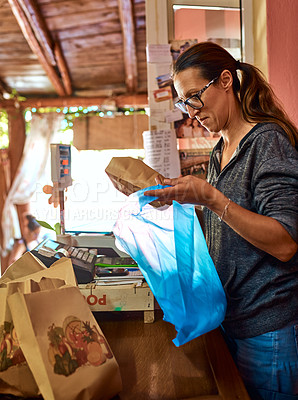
[30,124,145,234]
[167,0,254,63]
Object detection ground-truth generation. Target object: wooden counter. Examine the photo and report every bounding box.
[95,310,250,400]
[1,310,250,400]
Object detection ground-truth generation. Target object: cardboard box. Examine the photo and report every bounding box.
[78,283,154,313]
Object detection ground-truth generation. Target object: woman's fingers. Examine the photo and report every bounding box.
[43,185,53,195]
[144,186,177,201]
[155,175,163,185]
[154,176,180,187]
[43,183,60,207]
[145,175,210,205]
[145,176,182,200]
[163,177,179,186]
[47,196,59,208]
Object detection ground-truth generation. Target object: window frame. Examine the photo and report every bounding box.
[167,0,254,63]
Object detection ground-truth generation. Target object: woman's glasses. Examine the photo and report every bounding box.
[175,76,218,113]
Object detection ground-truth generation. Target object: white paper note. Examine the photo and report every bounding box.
[142,130,181,178]
[150,109,166,122]
[165,108,184,123]
[146,44,172,63]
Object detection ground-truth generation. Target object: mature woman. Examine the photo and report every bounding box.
[145,42,298,400]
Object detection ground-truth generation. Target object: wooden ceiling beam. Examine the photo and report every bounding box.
[19,0,72,95]
[0,78,11,99]
[0,94,148,109]
[8,0,65,96]
[7,0,72,96]
[118,0,138,93]
[54,40,72,96]
[18,0,55,66]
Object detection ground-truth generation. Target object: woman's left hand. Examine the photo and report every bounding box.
[145,175,218,206]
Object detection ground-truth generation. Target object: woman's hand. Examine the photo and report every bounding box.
[146,175,219,206]
[151,176,297,262]
[43,182,60,208]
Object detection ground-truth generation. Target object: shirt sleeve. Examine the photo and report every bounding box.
[252,148,298,242]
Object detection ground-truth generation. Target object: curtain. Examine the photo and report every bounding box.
[1,112,63,256]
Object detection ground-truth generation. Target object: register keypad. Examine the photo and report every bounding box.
[66,246,96,265]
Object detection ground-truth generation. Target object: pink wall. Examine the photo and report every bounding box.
[267,0,298,128]
[174,9,206,41]
[174,9,240,42]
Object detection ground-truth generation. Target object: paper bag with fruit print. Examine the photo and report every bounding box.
[0,252,48,397]
[0,253,78,397]
[0,284,40,397]
[8,285,122,400]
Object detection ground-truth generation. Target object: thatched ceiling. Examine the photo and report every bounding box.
[0,0,148,106]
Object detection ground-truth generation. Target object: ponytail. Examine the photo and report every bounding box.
[238,63,298,148]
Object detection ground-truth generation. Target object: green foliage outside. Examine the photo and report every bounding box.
[1,105,146,149]
[0,111,8,148]
[29,105,146,135]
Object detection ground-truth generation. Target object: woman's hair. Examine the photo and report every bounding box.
[25,214,40,232]
[172,42,298,148]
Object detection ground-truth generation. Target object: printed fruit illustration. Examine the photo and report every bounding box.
[11,348,25,365]
[58,338,73,357]
[48,344,58,366]
[47,323,79,376]
[0,322,26,372]
[47,317,113,376]
[64,318,87,350]
[2,334,13,356]
[75,348,88,366]
[11,327,19,347]
[93,326,113,359]
[87,342,106,366]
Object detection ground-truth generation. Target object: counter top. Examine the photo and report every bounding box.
[95,310,250,400]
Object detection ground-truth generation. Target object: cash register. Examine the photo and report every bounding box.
[31,238,97,284]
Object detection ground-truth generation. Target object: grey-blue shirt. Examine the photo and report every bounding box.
[203,123,298,338]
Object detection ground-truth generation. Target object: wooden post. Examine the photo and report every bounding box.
[7,105,26,183]
[0,149,10,274]
[0,105,28,274]
[118,0,138,93]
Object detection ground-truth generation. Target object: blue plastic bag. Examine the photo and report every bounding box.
[113,185,227,346]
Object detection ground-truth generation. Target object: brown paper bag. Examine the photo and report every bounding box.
[0,251,46,285]
[0,254,77,397]
[105,156,165,196]
[0,252,47,397]
[0,284,40,397]
[8,285,122,400]
[0,256,78,290]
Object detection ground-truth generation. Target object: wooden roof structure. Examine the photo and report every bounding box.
[0,0,148,107]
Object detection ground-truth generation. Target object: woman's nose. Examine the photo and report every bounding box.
[186,105,199,119]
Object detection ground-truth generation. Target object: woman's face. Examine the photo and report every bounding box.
[174,67,230,134]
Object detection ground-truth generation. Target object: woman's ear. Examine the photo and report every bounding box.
[219,70,233,91]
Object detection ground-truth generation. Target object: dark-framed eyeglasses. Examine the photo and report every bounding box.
[175,76,219,113]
